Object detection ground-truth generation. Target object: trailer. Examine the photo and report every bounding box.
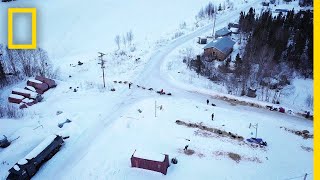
[7,135,65,180]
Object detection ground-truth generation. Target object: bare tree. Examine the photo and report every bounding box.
[122,34,127,48]
[114,35,121,50]
[126,30,134,47]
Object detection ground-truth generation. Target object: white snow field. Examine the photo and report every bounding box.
[0,0,313,180]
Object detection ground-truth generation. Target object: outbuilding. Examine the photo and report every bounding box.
[215,27,232,38]
[131,150,170,175]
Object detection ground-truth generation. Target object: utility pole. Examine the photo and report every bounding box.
[249,123,258,138]
[212,11,217,39]
[98,52,106,88]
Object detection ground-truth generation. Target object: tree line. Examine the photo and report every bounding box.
[0,44,55,87]
[239,8,313,78]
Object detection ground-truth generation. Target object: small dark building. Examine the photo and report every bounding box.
[215,27,231,38]
[131,150,170,175]
[262,2,269,6]
[203,37,235,61]
[197,37,207,44]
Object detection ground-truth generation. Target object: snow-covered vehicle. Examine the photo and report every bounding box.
[7,135,65,180]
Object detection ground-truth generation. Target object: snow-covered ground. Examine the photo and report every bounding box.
[0,0,313,179]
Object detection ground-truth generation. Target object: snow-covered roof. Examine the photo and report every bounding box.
[24,135,57,160]
[22,98,33,103]
[215,27,231,37]
[13,165,20,171]
[133,150,166,162]
[13,88,38,98]
[230,27,238,33]
[17,159,28,165]
[204,37,235,54]
[25,86,37,92]
[28,79,43,84]
[9,94,24,100]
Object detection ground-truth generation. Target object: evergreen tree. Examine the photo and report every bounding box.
[0,60,6,85]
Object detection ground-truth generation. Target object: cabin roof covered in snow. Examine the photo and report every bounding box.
[24,135,57,160]
[133,150,166,162]
[215,27,231,37]
[204,37,235,54]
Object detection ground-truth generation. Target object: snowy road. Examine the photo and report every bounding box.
[31,0,312,179]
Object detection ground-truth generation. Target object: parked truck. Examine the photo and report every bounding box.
[7,135,65,180]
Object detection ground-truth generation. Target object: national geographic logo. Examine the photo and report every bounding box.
[7,8,37,49]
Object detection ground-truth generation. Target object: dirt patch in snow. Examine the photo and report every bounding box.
[213,151,262,163]
[178,148,205,158]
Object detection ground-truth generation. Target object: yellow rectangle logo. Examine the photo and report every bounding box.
[8,8,37,49]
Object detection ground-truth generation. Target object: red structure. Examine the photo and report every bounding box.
[131,150,170,175]
[8,94,24,104]
[35,76,57,88]
[12,88,37,99]
[27,79,49,94]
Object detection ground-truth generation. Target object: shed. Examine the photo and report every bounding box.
[8,94,24,104]
[197,37,207,44]
[27,79,49,94]
[215,27,231,38]
[35,76,57,88]
[203,37,235,61]
[131,150,170,175]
